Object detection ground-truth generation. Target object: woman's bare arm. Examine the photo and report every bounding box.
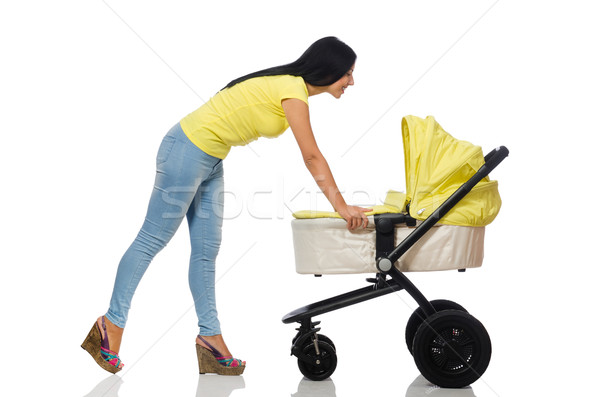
[282,98,370,230]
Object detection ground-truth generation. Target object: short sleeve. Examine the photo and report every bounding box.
[279,75,309,106]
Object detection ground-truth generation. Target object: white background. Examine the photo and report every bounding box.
[1,1,599,396]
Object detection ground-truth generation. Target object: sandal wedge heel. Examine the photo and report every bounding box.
[196,336,245,376]
[81,317,124,374]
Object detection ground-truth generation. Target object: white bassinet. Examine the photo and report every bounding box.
[292,215,485,275]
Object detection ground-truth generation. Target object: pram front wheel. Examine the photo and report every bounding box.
[405,299,467,355]
[412,310,491,388]
[297,340,337,381]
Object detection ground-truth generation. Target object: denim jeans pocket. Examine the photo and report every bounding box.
[156,135,176,165]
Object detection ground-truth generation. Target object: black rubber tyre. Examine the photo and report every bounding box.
[405,300,467,355]
[412,310,491,388]
[297,341,337,381]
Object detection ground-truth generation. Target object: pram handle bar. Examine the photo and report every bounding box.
[378,146,509,269]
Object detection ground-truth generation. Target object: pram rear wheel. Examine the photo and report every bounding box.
[412,310,491,388]
[297,340,337,381]
[405,299,467,355]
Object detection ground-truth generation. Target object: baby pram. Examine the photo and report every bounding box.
[282,115,508,388]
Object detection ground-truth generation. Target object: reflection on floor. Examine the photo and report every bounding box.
[81,373,477,397]
[195,375,246,397]
[83,375,123,397]
[292,377,336,396]
[405,376,476,397]
[290,375,476,397]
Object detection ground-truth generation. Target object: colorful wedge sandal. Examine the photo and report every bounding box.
[196,335,245,376]
[81,317,124,374]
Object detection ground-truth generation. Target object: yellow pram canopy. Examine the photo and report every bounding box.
[293,115,502,227]
[401,115,501,226]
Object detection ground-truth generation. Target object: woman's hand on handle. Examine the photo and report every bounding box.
[337,205,372,230]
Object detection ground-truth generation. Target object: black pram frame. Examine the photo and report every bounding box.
[282,146,509,388]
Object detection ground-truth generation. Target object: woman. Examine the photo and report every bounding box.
[81,36,370,376]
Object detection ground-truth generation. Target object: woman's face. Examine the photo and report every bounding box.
[327,64,355,99]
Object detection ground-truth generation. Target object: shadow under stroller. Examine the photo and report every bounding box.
[282,116,508,388]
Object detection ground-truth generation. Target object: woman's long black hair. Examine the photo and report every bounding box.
[222,36,356,90]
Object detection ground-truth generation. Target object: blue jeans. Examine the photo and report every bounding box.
[106,122,224,336]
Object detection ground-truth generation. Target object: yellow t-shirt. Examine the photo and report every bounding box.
[180,75,309,159]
